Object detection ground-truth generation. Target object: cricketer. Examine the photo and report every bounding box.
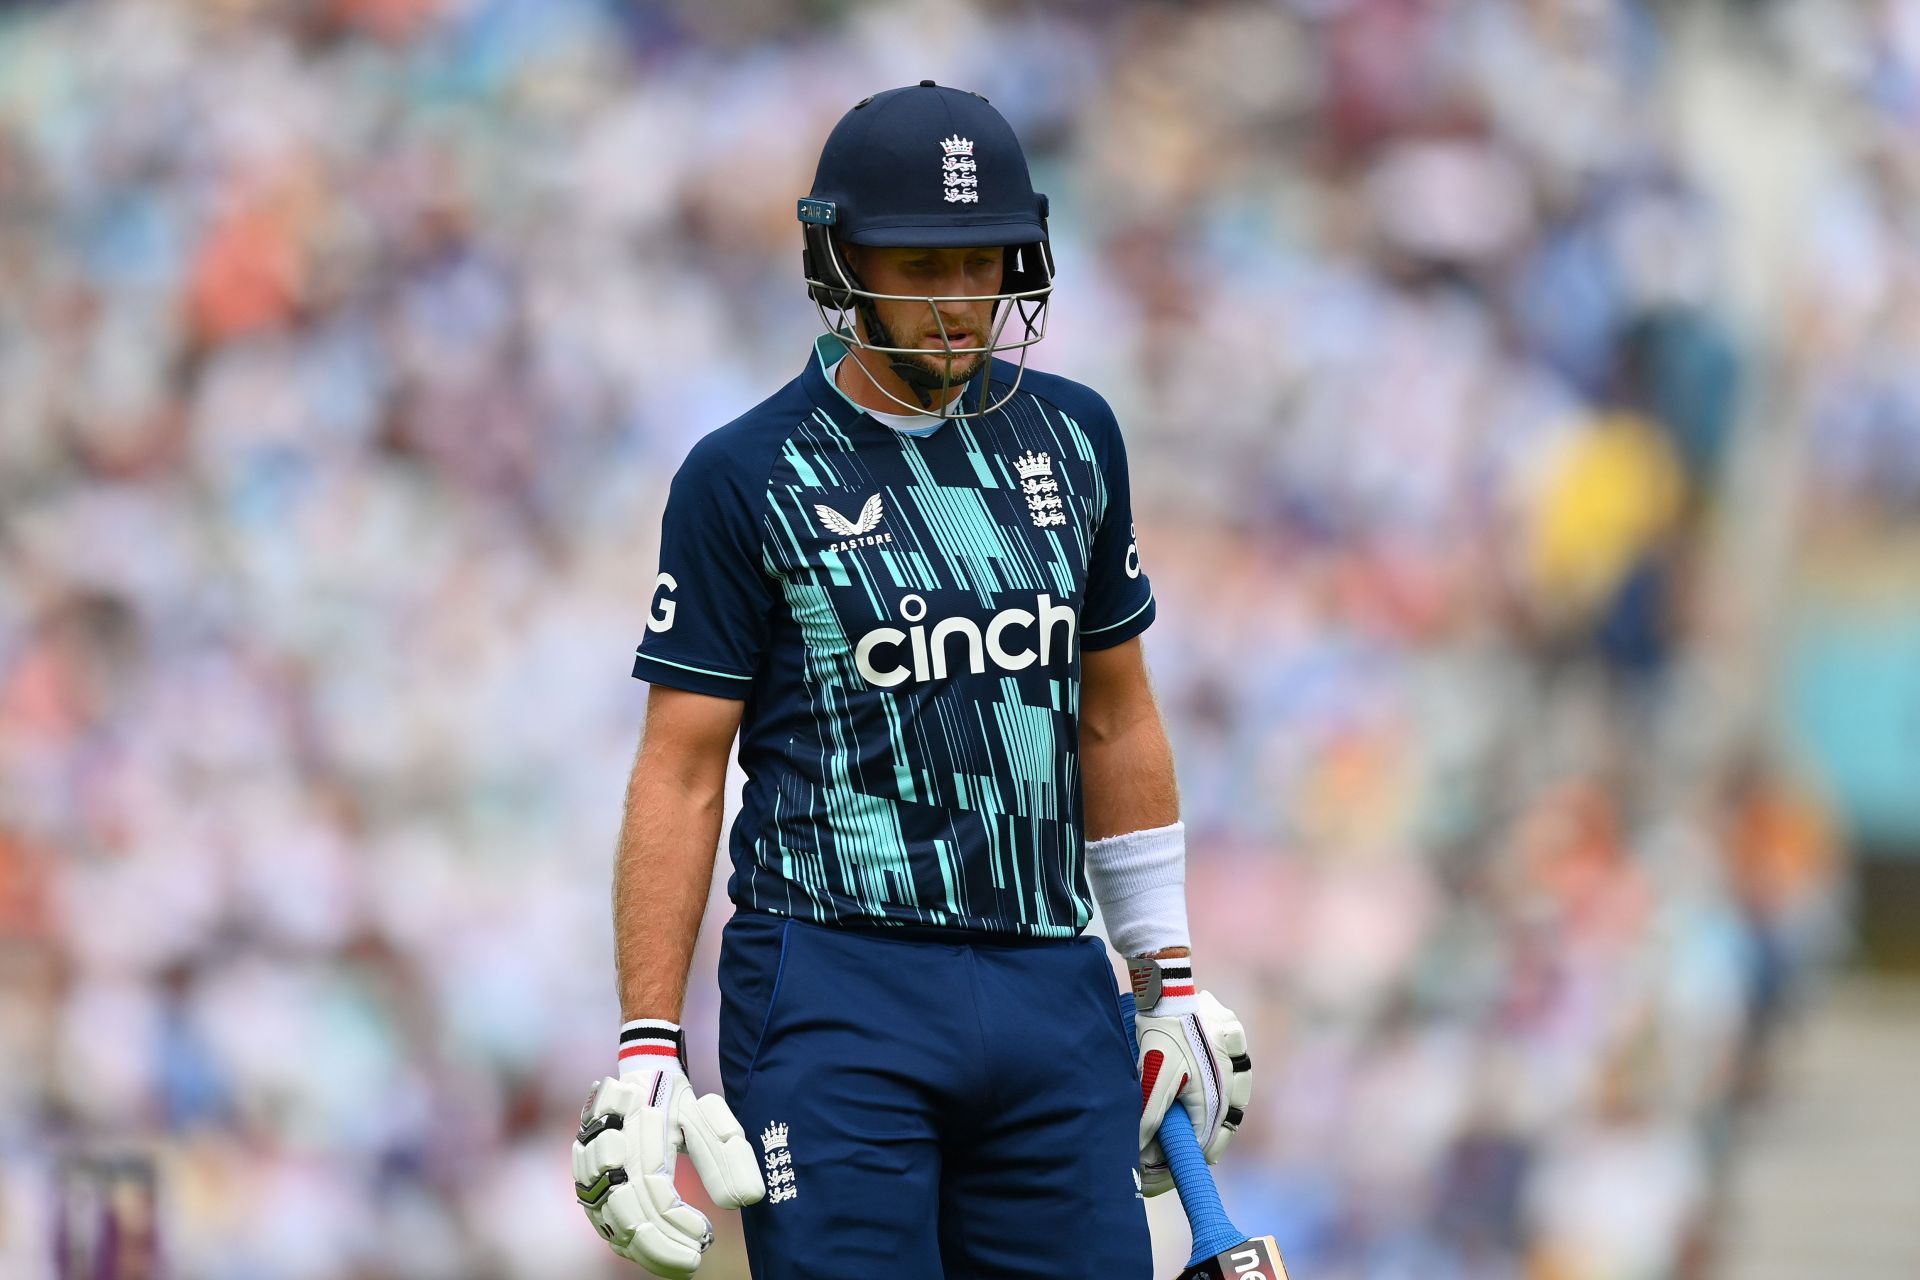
[572,82,1255,1279]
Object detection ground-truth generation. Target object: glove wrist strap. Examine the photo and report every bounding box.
[617,1018,687,1078]
[1129,956,1200,1017]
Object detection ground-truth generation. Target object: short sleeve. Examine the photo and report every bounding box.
[1082,401,1156,651]
[631,442,775,698]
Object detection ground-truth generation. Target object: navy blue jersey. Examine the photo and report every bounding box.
[632,334,1155,937]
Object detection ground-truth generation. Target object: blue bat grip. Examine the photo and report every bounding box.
[1120,990,1246,1266]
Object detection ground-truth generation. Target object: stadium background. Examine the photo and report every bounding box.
[2,0,1918,1276]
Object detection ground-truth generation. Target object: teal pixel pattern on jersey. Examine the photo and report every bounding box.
[632,335,1155,937]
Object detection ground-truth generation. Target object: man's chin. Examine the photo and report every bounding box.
[904,350,984,383]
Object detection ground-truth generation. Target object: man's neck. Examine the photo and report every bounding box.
[835,348,964,418]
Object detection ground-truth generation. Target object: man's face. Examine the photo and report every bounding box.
[846,244,1005,382]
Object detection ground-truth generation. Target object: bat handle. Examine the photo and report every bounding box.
[1119,990,1247,1265]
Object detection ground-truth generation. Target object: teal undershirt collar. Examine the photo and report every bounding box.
[812,332,951,438]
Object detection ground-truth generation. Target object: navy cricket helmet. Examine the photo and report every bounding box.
[798,81,1055,417]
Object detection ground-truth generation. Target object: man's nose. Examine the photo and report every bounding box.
[926,262,991,299]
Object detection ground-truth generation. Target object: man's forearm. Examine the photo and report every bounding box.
[612,753,728,1022]
[1081,706,1190,958]
[1083,704,1179,841]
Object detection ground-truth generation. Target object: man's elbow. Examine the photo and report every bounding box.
[630,686,744,805]
[1081,695,1156,748]
[630,738,732,810]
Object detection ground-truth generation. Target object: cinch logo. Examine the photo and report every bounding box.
[854,593,1076,688]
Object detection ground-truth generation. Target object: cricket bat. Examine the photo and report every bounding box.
[1120,992,1290,1280]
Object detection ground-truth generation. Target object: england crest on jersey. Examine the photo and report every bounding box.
[1016,451,1067,527]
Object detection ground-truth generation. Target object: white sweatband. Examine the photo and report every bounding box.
[1084,820,1190,959]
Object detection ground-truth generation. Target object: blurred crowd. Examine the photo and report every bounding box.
[1779,0,1920,537]
[0,0,1892,1276]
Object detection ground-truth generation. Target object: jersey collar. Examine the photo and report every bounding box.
[802,332,990,435]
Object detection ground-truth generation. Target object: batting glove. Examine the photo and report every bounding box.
[1131,961,1253,1197]
[574,1020,764,1277]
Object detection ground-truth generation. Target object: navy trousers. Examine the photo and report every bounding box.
[715,910,1153,1279]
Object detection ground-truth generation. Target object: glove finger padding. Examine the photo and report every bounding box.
[678,1092,766,1209]
[602,1181,702,1279]
[1198,990,1253,1164]
[1139,1016,1223,1140]
[1135,1022,1195,1153]
[632,1081,719,1245]
[575,1077,640,1211]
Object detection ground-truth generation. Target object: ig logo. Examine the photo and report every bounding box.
[647,572,678,633]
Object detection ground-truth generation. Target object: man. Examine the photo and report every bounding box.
[573,82,1253,1279]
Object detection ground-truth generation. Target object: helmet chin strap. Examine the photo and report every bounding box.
[855,299,961,412]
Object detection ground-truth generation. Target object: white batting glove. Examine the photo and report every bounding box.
[1131,961,1253,1197]
[574,1020,764,1277]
